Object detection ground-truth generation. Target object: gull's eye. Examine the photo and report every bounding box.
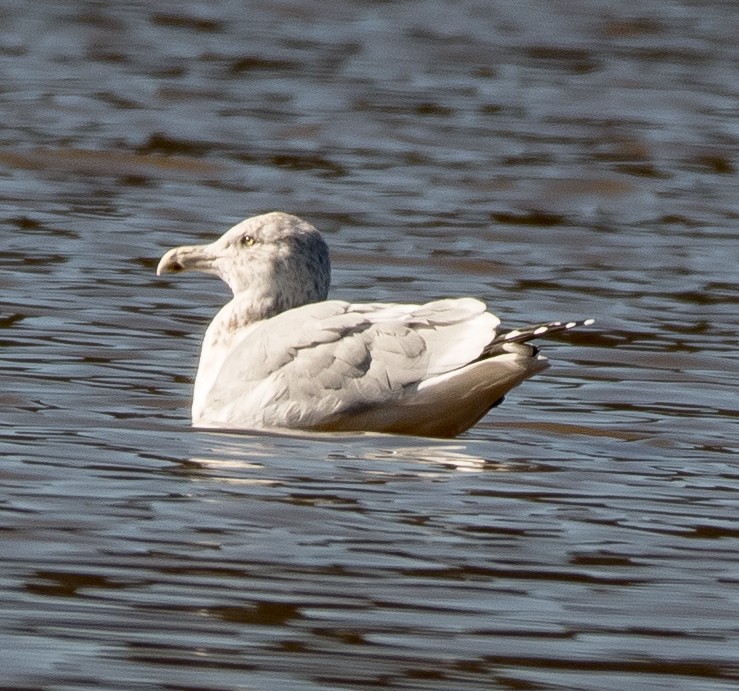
[240,235,256,247]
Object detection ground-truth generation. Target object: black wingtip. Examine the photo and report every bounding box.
[481,317,595,358]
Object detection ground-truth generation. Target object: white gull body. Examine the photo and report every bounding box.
[157,212,592,437]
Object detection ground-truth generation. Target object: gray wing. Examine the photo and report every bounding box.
[200,298,499,430]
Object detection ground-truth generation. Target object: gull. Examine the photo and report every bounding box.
[156,212,593,437]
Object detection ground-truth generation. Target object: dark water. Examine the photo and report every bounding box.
[1,1,737,689]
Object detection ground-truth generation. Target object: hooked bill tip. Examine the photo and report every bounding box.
[156,250,184,276]
[160,260,183,275]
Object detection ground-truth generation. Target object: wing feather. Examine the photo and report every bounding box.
[196,298,507,431]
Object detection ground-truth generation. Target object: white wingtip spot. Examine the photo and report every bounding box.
[565,321,576,329]
[584,318,595,326]
[533,326,548,335]
[504,329,522,339]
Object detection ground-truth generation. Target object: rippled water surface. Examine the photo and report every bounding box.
[1,1,737,689]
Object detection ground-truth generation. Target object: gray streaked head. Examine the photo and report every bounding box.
[157,211,331,319]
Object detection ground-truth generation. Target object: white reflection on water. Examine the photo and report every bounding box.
[185,432,493,477]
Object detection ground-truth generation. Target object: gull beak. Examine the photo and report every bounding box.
[156,245,216,276]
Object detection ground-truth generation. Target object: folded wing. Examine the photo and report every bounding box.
[195,298,518,435]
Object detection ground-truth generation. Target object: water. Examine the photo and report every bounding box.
[1,1,737,689]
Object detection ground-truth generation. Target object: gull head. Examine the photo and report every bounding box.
[157,211,331,317]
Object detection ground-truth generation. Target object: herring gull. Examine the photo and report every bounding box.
[156,212,593,437]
